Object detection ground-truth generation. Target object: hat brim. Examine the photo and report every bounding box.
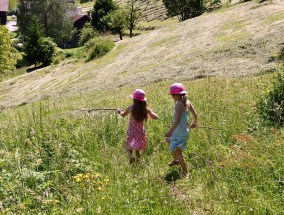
[169,90,187,95]
[130,95,147,101]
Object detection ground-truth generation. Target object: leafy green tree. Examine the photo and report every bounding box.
[103,9,127,40]
[9,0,18,12]
[0,26,21,72]
[91,0,117,32]
[24,17,55,67]
[125,0,154,38]
[79,22,98,46]
[18,0,74,45]
[162,0,204,21]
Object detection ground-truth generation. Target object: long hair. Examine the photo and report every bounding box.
[180,94,188,108]
[132,99,147,122]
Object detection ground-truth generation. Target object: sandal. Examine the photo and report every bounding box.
[129,157,136,164]
[168,160,179,167]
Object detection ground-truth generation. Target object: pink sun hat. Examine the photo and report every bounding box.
[169,83,187,95]
[131,89,147,101]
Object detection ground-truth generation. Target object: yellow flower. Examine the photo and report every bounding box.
[75,178,82,183]
[95,173,100,178]
[97,186,103,191]
[82,174,89,179]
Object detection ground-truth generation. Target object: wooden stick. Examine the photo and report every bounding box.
[196,126,222,130]
[75,108,118,113]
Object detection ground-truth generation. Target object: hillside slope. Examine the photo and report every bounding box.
[1,0,284,109]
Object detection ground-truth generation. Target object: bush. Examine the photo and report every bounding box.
[85,37,114,61]
[79,22,98,46]
[37,37,56,65]
[257,68,284,126]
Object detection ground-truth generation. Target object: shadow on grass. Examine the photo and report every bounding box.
[163,168,181,183]
[26,64,46,73]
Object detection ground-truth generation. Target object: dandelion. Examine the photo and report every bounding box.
[97,186,103,191]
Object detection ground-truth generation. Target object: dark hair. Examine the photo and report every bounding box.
[132,99,147,122]
[173,94,187,107]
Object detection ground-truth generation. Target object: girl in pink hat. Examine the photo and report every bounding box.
[117,89,159,164]
[165,83,197,177]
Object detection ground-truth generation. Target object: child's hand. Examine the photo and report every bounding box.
[190,121,196,128]
[117,108,122,115]
[165,131,172,137]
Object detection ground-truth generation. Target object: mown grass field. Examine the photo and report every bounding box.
[0,73,283,214]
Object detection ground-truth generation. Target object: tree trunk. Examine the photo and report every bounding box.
[119,30,123,40]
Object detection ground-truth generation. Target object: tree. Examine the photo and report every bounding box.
[24,17,55,67]
[78,22,98,46]
[18,0,74,45]
[9,0,18,12]
[91,0,117,32]
[162,0,204,21]
[103,9,127,40]
[0,26,21,72]
[126,0,153,38]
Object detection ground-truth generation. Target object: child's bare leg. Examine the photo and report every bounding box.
[166,138,179,166]
[127,149,135,164]
[135,150,141,158]
[174,148,188,175]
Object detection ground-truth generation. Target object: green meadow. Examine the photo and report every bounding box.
[0,73,283,214]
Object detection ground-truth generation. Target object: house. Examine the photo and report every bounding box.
[0,0,9,25]
[71,12,91,46]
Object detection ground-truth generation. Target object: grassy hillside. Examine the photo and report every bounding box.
[0,74,283,214]
[0,0,284,214]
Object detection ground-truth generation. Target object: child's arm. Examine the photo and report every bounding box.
[188,102,197,128]
[146,108,159,120]
[117,106,131,117]
[165,102,183,137]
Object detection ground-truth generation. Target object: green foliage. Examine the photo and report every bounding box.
[9,0,18,12]
[85,37,115,61]
[0,76,283,214]
[125,0,150,38]
[257,68,284,126]
[80,0,92,3]
[205,0,222,12]
[0,26,21,72]
[162,0,204,21]
[38,37,56,65]
[103,9,127,40]
[91,0,117,32]
[18,0,75,45]
[78,22,98,46]
[24,17,55,67]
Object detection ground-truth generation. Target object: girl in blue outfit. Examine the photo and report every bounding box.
[165,83,197,177]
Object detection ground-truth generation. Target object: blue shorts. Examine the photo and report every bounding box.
[167,136,189,152]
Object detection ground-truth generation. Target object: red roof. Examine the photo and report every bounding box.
[0,0,9,12]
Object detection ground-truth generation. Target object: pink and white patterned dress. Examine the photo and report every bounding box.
[126,112,147,151]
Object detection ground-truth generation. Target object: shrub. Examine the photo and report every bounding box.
[78,22,98,46]
[257,68,284,126]
[85,37,114,61]
[37,37,56,65]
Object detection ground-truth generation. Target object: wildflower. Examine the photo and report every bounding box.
[97,186,103,191]
[75,178,82,183]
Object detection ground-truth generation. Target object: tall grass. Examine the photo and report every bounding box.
[0,75,283,214]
